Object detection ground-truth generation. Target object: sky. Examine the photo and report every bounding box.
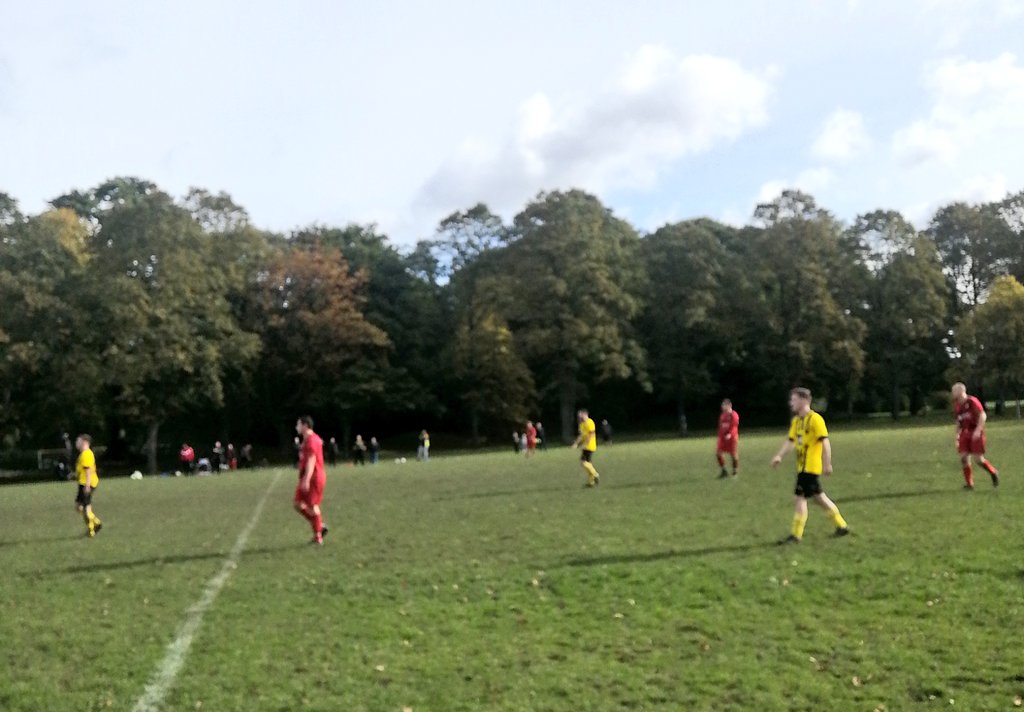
[2,0,1024,244]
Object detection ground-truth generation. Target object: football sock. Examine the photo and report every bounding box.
[312,510,323,536]
[791,512,807,539]
[582,461,599,482]
[716,454,725,467]
[962,464,974,487]
[732,457,739,474]
[829,507,848,530]
[980,460,998,475]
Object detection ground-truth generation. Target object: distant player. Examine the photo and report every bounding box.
[572,409,600,487]
[771,387,850,543]
[294,416,328,545]
[951,382,999,489]
[716,399,740,478]
[75,434,103,538]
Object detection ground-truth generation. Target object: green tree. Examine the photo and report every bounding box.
[637,219,745,425]
[850,211,950,417]
[749,191,867,409]
[927,201,1014,309]
[452,284,536,442]
[84,185,261,472]
[0,207,104,441]
[956,275,1024,417]
[503,190,648,442]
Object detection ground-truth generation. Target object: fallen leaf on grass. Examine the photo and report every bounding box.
[1013,696,1022,707]
[375,665,386,672]
[852,676,862,687]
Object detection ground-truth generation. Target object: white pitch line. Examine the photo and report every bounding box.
[131,471,282,712]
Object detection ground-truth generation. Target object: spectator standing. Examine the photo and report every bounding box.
[417,430,430,462]
[241,443,254,469]
[536,422,546,450]
[211,441,224,472]
[369,437,380,464]
[353,435,367,465]
[601,419,614,444]
[328,437,340,466]
[226,443,238,470]
[512,431,521,454]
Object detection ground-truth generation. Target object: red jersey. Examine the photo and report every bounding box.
[955,396,984,433]
[179,446,195,463]
[526,424,537,444]
[299,432,326,482]
[718,411,739,439]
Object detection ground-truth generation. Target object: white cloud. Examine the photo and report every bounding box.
[902,172,1010,227]
[416,45,776,217]
[892,52,1024,166]
[755,168,834,205]
[811,109,869,162]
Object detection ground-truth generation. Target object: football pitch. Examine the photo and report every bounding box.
[2,422,1022,711]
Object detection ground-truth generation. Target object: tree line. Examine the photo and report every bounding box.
[2,178,1023,472]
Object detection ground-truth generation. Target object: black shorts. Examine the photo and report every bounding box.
[75,484,94,507]
[580,449,594,463]
[794,472,822,498]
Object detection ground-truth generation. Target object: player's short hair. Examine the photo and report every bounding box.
[722,398,732,406]
[298,415,314,429]
[78,434,92,445]
[790,387,812,401]
[952,381,967,392]
[578,408,589,415]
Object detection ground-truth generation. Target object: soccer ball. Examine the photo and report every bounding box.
[400,457,407,464]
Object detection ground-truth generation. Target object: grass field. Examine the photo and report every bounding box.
[2,421,1023,711]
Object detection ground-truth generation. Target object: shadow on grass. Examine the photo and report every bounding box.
[0,534,84,549]
[434,478,682,502]
[836,488,953,504]
[19,542,309,577]
[563,541,779,568]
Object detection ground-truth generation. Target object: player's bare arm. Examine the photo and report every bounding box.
[83,466,93,494]
[974,409,986,440]
[301,456,315,491]
[771,440,794,467]
[821,438,833,476]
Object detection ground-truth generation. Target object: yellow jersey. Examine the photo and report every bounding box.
[76,448,99,487]
[788,411,828,475]
[579,418,597,452]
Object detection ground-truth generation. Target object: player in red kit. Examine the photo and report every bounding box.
[716,399,740,479]
[294,416,329,544]
[951,382,999,490]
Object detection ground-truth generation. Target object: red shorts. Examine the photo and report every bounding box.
[958,432,986,455]
[294,477,325,507]
[716,438,737,456]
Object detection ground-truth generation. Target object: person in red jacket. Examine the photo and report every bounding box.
[716,399,740,479]
[179,442,196,474]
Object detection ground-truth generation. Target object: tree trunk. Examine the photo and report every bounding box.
[145,420,161,474]
[559,379,577,445]
[890,375,901,420]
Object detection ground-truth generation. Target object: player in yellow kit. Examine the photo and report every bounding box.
[572,409,600,487]
[770,388,849,543]
[75,434,103,537]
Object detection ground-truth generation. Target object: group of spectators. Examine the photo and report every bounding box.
[324,435,383,466]
[178,441,254,474]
